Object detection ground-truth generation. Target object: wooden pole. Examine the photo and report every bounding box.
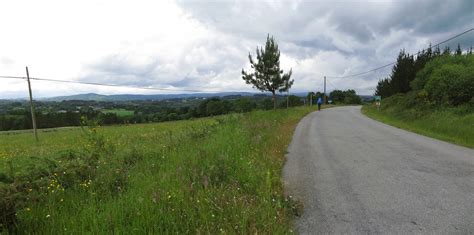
[26,67,38,142]
[324,76,327,104]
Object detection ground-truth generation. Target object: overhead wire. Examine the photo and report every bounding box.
[325,27,474,79]
[1,28,473,94]
[0,75,238,93]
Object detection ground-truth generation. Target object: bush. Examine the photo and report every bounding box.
[412,54,474,106]
[329,89,361,104]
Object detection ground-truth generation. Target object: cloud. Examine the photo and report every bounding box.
[0,0,472,98]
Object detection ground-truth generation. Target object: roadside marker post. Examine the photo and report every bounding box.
[375,96,381,110]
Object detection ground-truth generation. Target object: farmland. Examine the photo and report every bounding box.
[1,106,316,233]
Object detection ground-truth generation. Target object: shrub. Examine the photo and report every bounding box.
[412,54,474,106]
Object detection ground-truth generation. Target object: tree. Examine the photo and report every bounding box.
[375,78,392,97]
[279,95,303,108]
[375,50,416,98]
[343,89,362,104]
[455,44,462,56]
[329,90,345,103]
[242,35,294,109]
[442,46,451,55]
[289,95,303,107]
[259,98,274,110]
[234,97,256,112]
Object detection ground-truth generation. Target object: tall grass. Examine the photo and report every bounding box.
[362,99,474,148]
[1,107,315,233]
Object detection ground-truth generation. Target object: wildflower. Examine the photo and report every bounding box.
[25,208,31,212]
[46,214,51,218]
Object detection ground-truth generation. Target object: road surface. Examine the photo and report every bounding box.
[283,106,474,234]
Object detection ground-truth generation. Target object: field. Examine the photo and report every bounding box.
[1,106,318,233]
[102,109,135,117]
[362,103,474,148]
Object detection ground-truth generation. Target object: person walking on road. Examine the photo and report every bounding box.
[317,97,322,111]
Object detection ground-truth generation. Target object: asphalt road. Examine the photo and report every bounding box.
[283,106,474,234]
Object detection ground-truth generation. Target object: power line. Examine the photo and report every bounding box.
[0,75,25,79]
[2,28,472,93]
[326,79,337,90]
[326,27,474,79]
[0,75,237,93]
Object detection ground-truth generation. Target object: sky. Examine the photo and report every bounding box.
[0,0,473,98]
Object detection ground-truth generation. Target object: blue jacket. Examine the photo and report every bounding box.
[317,97,322,104]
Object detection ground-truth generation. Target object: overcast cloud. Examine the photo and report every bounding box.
[0,0,472,98]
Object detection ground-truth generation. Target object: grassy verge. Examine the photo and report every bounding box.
[362,103,474,148]
[1,106,317,233]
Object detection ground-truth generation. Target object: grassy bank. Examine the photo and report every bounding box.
[1,106,317,233]
[362,99,474,148]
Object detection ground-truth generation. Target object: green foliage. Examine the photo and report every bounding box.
[242,35,293,109]
[412,54,474,106]
[287,95,303,107]
[376,49,416,97]
[329,89,362,104]
[0,121,118,232]
[377,45,473,107]
[362,95,474,148]
[234,98,257,113]
[278,95,303,108]
[1,94,303,131]
[0,107,315,233]
[259,98,274,110]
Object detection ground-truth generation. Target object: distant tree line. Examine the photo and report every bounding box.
[375,44,473,106]
[305,90,362,105]
[0,95,307,131]
[329,89,362,104]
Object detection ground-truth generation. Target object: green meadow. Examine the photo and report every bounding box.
[1,107,317,233]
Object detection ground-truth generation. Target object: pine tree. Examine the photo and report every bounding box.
[375,78,392,97]
[390,50,415,94]
[242,35,293,109]
[442,46,451,55]
[455,44,462,55]
[434,46,441,57]
[427,43,432,59]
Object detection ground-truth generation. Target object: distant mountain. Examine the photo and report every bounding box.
[42,92,262,101]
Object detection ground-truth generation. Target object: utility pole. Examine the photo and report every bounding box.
[286,82,289,109]
[26,67,38,142]
[324,76,327,104]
